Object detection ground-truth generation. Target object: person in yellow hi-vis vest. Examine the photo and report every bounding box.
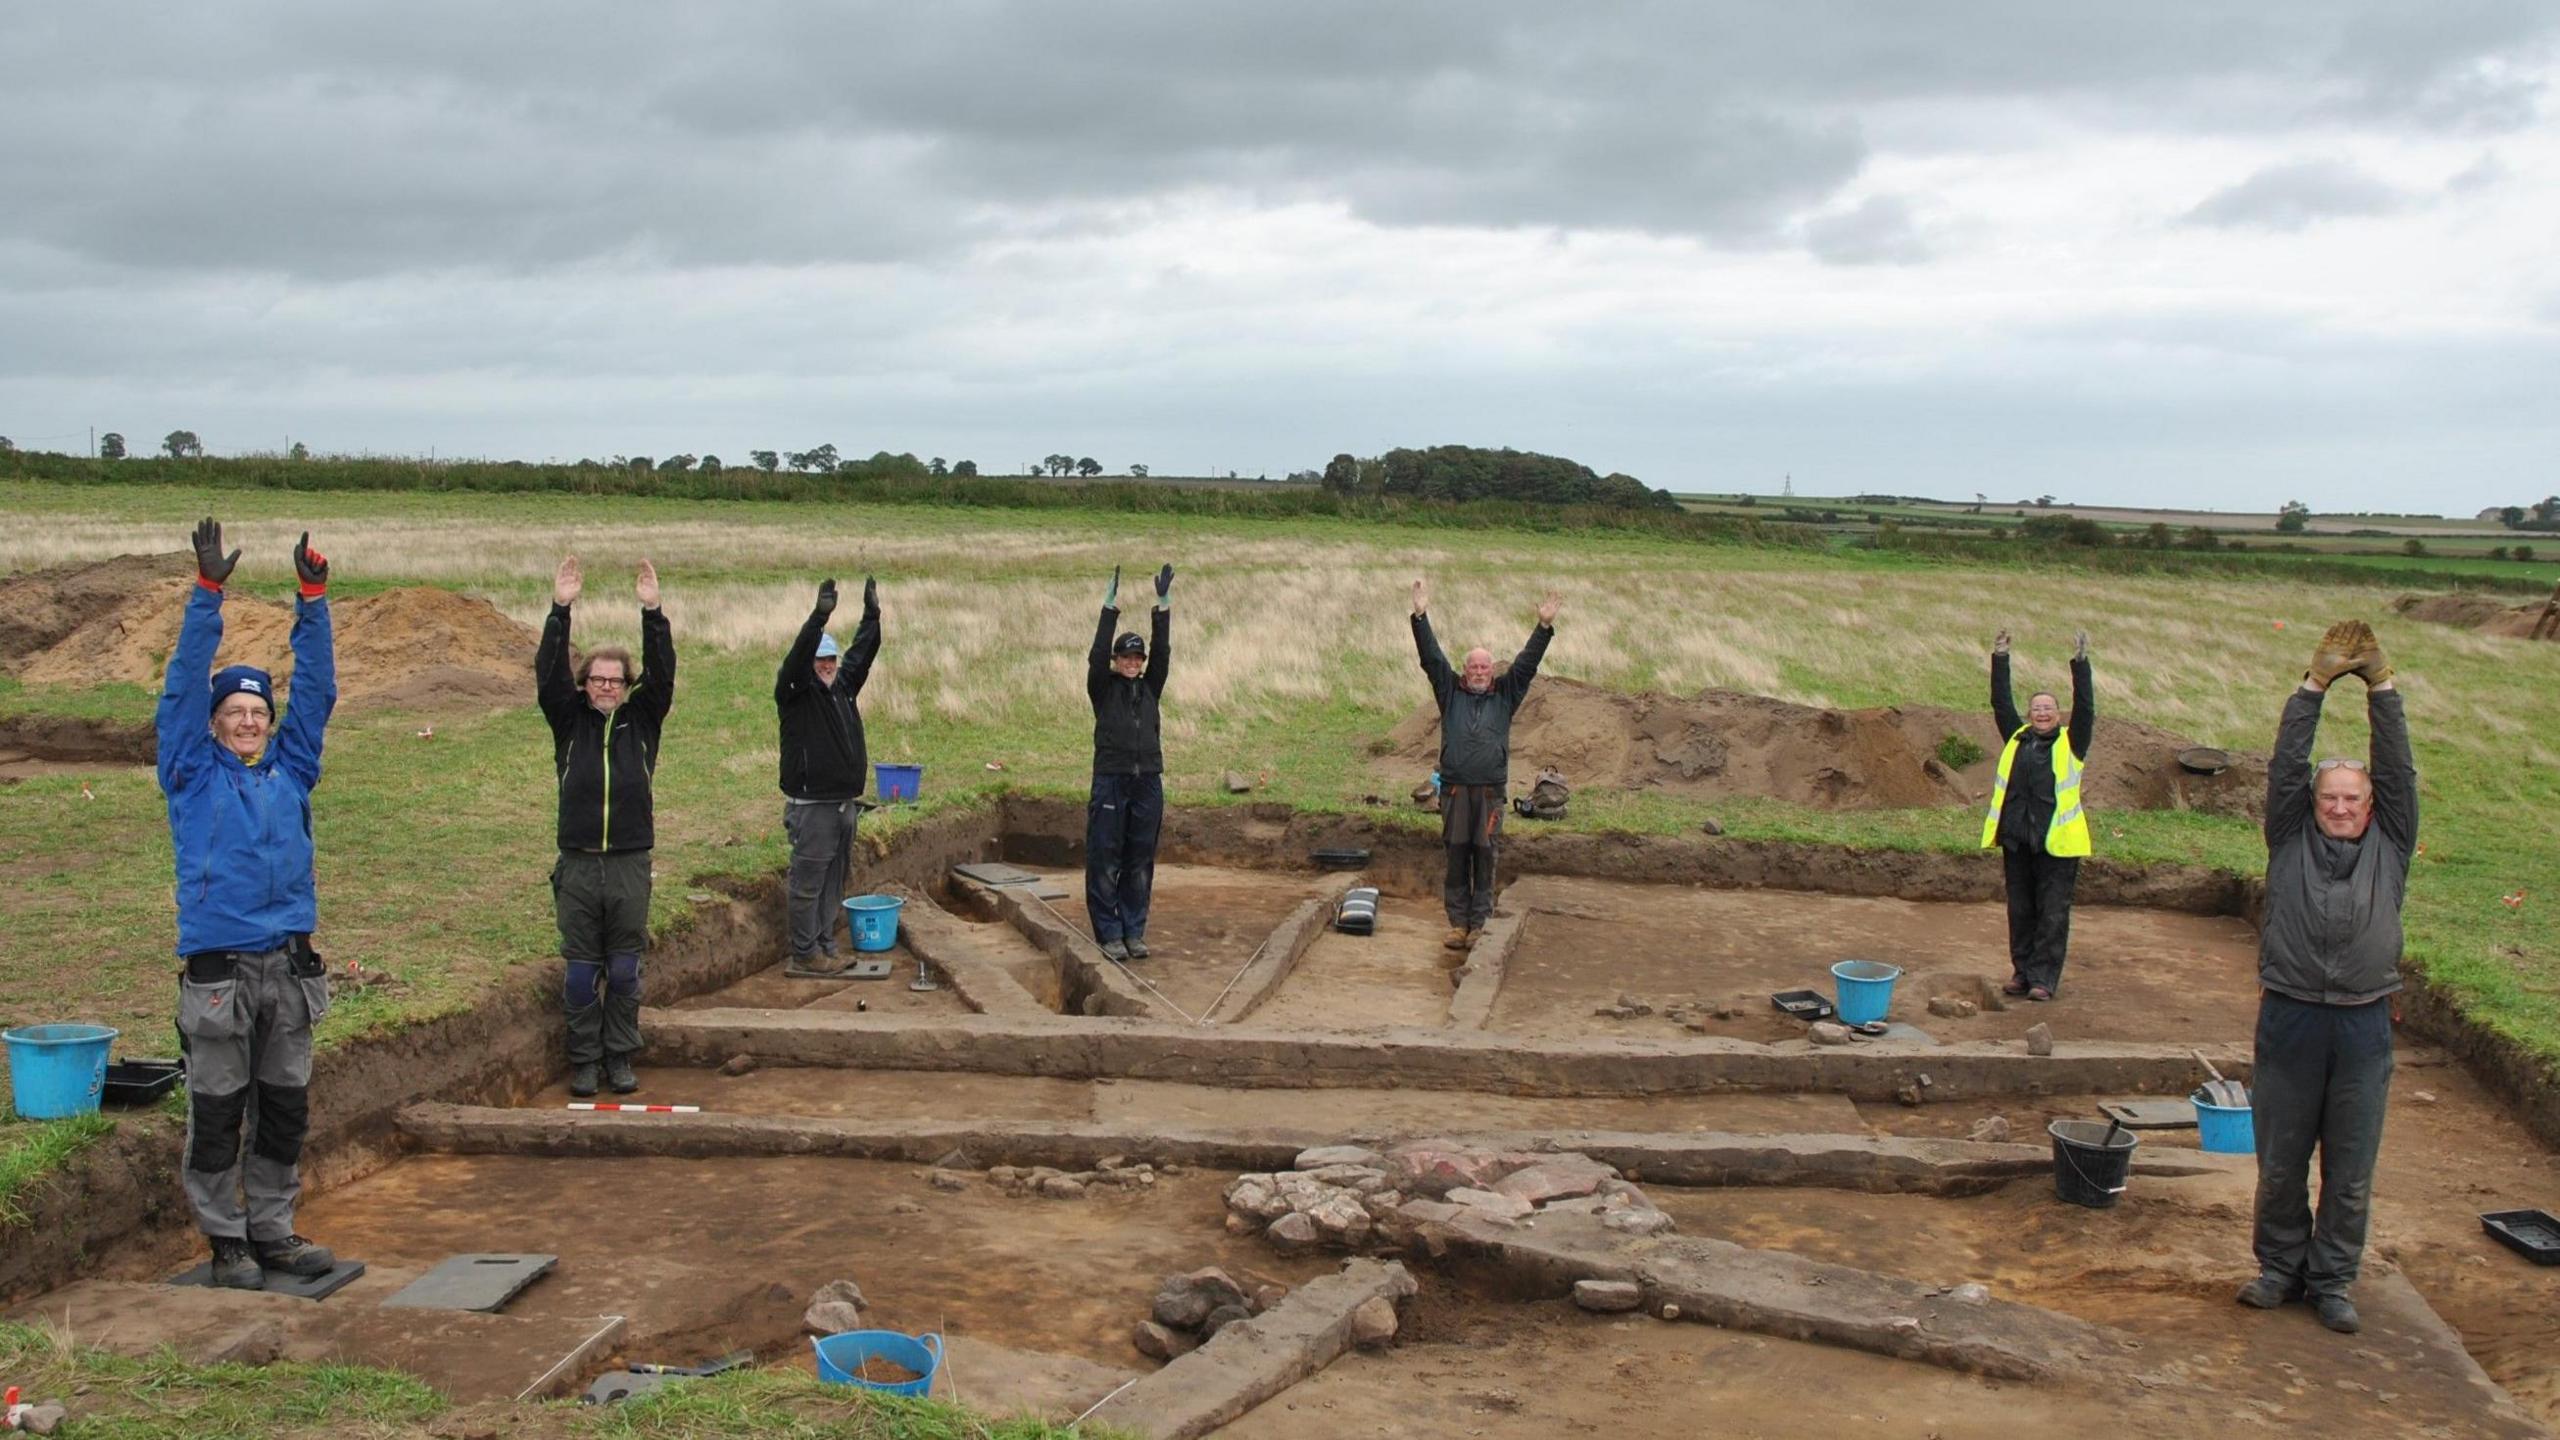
[1982,628,2093,1002]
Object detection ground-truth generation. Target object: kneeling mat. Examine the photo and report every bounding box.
[380,1253,557,1312]
[170,1258,367,1301]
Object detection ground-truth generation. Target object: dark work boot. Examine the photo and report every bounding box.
[2314,1294,2361,1334]
[2236,1274,2298,1309]
[209,1236,266,1291]
[567,1000,605,1097]
[1124,935,1150,960]
[254,1234,336,1276]
[604,1054,640,1094]
[568,1062,600,1098]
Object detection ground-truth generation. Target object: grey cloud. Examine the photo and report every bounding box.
[2446,152,2508,192]
[5,2,2556,279]
[2182,159,2410,231]
[1803,195,1931,266]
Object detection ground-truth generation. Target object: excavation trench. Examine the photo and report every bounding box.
[7,796,2557,1436]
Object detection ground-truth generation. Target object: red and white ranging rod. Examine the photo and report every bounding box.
[566,1102,700,1113]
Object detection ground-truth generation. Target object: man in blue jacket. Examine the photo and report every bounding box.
[159,517,339,1291]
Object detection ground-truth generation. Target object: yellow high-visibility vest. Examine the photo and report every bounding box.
[1979,726,2091,857]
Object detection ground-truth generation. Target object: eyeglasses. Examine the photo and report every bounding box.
[2314,758,2367,773]
[586,675,628,689]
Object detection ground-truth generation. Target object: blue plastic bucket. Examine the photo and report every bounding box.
[813,1329,941,1396]
[2192,1089,2255,1154]
[843,894,906,953]
[1829,960,1903,1026]
[875,763,923,803]
[4,1023,121,1120]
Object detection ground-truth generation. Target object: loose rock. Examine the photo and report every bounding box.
[1132,1320,1197,1362]
[1700,817,1725,836]
[718,1054,758,1077]
[1153,1287,1215,1332]
[1444,1187,1535,1221]
[2025,1023,2054,1057]
[1223,770,1255,794]
[1349,1294,1400,1347]
[1265,1211,1320,1255]
[22,1405,69,1438]
[1927,995,1979,1019]
[1489,1156,1615,1205]
[1200,1303,1254,1337]
[1252,1283,1289,1312]
[1573,1279,1643,1313]
[1038,1175,1087,1200]
[1306,1191,1374,1244]
[1225,1174,1290,1222]
[887,1199,925,1216]
[927,1169,969,1192]
[1602,1207,1676,1236]
[1809,1021,1853,1046]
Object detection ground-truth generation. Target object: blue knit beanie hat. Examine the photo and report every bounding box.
[210,665,275,715]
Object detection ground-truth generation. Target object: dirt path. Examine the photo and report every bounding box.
[1489,875,2261,1045]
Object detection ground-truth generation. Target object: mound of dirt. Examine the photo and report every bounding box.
[1382,676,2268,819]
[0,553,537,714]
[2392,587,2560,641]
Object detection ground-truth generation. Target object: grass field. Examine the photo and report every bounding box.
[3,476,2556,1185]
[0,1320,1108,1438]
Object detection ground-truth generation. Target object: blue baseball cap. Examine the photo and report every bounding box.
[210,665,275,715]
[816,633,842,660]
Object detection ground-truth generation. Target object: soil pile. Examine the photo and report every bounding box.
[2392,588,2560,641]
[0,553,537,714]
[1383,676,2267,818]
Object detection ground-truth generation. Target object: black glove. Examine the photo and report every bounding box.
[815,579,838,617]
[1154,564,1174,598]
[192,517,239,589]
[293,531,329,598]
[862,576,878,614]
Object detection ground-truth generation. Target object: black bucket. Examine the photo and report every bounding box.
[2049,1119,2138,1209]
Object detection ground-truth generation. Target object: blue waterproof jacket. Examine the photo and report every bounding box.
[157,585,337,955]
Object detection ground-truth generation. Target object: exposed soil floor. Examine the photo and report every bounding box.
[1853,1046,2560,1422]
[675,949,974,1020]
[1017,863,1335,1020]
[1488,875,2261,1045]
[1251,904,1460,1030]
[521,1066,1868,1135]
[72,1156,1334,1400]
[0,749,151,781]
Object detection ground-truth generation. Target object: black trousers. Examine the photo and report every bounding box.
[1085,771,1163,942]
[2252,990,2394,1298]
[1441,783,1502,929]
[2000,845,2079,991]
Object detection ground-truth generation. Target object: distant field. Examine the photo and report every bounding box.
[1678,494,2519,538]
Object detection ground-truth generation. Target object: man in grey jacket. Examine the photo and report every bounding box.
[1411,578,1559,954]
[2238,619,2411,1336]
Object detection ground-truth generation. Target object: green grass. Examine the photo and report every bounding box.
[0,1323,1115,1439]
[0,1112,115,1226]
[1,476,2554,1134]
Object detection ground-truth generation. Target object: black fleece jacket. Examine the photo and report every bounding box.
[776,599,881,800]
[536,602,675,852]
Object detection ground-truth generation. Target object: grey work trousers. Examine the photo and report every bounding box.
[1440,783,1503,929]
[784,798,860,959]
[2251,990,2395,1298]
[176,946,329,1241]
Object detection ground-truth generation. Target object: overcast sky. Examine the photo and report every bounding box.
[4,3,2555,513]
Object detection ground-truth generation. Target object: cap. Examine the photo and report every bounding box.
[1113,632,1147,658]
[815,633,842,660]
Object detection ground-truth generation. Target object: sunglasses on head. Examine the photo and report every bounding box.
[2314,758,2367,773]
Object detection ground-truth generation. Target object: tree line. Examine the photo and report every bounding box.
[1314,445,1679,512]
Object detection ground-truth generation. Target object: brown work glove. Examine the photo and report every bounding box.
[2308,619,2385,687]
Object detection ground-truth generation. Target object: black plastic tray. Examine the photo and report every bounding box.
[1770,989,1836,1022]
[2480,1208,2560,1266]
[104,1058,185,1106]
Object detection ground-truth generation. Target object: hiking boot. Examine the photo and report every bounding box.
[1442,927,1469,951]
[1124,936,1150,960]
[1465,927,1484,949]
[1100,939,1130,962]
[786,951,849,978]
[568,1061,600,1098]
[2314,1295,2361,1334]
[208,1237,266,1291]
[2027,985,2054,1003]
[604,1054,640,1094]
[2235,1275,2297,1310]
[254,1234,335,1276]
[2001,976,2032,997]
